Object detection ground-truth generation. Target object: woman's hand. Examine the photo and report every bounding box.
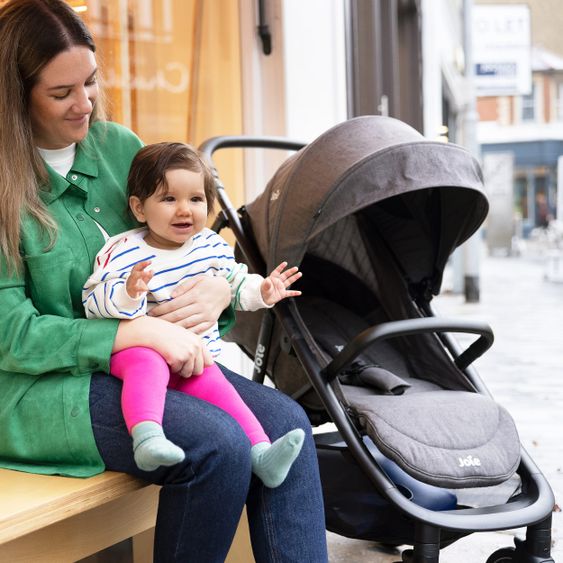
[148,276,231,334]
[114,316,212,377]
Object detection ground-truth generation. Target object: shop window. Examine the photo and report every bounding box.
[69,0,245,213]
[521,82,536,121]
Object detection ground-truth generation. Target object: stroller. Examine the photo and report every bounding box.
[199,116,555,563]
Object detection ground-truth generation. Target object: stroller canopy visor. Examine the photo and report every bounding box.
[246,116,488,296]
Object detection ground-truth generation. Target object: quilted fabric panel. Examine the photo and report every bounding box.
[351,391,521,488]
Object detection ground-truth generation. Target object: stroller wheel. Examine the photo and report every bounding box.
[398,548,414,562]
[486,546,555,563]
[486,548,516,563]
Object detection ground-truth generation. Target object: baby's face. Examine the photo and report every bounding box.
[130,168,208,250]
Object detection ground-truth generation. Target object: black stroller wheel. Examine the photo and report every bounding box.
[486,547,516,563]
[486,545,556,563]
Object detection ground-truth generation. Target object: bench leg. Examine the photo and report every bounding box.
[132,528,155,563]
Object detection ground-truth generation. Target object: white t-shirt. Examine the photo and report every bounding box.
[39,143,109,240]
[37,144,76,177]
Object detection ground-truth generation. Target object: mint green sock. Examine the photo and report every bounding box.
[250,428,305,488]
[131,421,185,472]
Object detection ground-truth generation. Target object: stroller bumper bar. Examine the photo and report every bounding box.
[322,317,495,382]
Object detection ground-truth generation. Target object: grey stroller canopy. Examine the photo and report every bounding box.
[247,115,488,300]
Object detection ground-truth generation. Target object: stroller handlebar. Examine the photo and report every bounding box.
[198,135,306,275]
[322,317,494,381]
[198,135,306,160]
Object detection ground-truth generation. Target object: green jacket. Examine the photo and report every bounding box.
[0,122,234,477]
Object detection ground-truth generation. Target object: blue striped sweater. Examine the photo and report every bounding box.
[82,227,268,357]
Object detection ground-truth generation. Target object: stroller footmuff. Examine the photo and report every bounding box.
[200,116,555,562]
[352,390,520,488]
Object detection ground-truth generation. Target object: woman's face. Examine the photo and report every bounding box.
[29,46,98,149]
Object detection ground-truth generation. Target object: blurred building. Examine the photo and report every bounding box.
[476,0,563,238]
[479,45,563,236]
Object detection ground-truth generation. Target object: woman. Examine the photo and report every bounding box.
[0,1,328,561]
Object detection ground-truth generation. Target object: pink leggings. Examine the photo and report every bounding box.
[110,347,269,446]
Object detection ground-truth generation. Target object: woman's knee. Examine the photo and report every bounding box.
[270,389,311,430]
[153,412,253,491]
[165,397,252,471]
[207,417,252,467]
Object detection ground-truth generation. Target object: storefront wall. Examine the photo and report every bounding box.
[67,0,245,214]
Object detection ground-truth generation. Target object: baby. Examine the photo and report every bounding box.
[83,142,304,487]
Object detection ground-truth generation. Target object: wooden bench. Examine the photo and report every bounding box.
[0,468,253,562]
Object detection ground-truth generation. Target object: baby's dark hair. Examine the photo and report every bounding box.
[127,142,216,213]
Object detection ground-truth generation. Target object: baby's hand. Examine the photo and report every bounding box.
[126,260,153,299]
[260,262,302,306]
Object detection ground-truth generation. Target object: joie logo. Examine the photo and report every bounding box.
[253,344,266,375]
[458,455,481,468]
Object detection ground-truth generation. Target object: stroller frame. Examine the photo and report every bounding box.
[199,134,555,563]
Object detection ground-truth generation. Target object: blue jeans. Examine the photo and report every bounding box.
[89,365,328,563]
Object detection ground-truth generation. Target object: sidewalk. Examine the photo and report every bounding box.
[327,251,562,562]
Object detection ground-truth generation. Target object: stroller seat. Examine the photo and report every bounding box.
[352,391,520,488]
[295,296,521,489]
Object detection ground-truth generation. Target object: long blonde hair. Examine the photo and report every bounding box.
[0,0,104,273]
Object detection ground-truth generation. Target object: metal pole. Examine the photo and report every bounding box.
[344,0,384,118]
[462,0,481,303]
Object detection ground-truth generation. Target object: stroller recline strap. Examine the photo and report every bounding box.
[344,363,411,395]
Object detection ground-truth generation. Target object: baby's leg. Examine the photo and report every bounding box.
[110,347,184,471]
[171,364,304,487]
[170,364,269,444]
